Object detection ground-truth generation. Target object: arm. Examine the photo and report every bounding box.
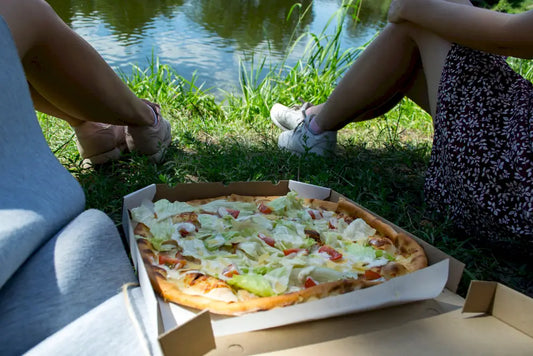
[388,0,533,58]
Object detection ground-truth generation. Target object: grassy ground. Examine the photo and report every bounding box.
[38,5,532,298]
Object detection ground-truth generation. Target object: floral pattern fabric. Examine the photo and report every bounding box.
[425,44,533,242]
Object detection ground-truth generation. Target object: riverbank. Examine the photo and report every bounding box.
[38,4,533,298]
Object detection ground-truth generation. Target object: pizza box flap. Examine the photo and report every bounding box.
[238,281,533,356]
[462,280,533,338]
[250,306,533,356]
[158,310,215,356]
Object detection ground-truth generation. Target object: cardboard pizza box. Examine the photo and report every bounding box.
[240,281,533,356]
[122,180,533,355]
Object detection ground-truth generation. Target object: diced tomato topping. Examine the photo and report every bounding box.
[158,254,185,269]
[258,233,276,247]
[318,245,343,261]
[217,207,240,218]
[328,218,338,229]
[307,209,323,220]
[304,277,317,288]
[176,222,196,237]
[364,270,382,280]
[178,228,190,237]
[283,248,307,256]
[227,208,240,219]
[222,264,240,278]
[258,202,272,214]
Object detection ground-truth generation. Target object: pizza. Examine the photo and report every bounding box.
[129,192,428,315]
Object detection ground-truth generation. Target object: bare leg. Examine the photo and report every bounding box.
[311,22,450,132]
[0,0,153,127]
[28,85,84,126]
[306,66,430,131]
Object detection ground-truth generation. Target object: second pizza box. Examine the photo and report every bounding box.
[122,180,533,355]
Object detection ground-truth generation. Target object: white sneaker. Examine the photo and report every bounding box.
[278,115,336,156]
[270,102,312,131]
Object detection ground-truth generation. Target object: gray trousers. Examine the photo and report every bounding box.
[0,16,159,355]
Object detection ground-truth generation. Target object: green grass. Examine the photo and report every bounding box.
[37,2,532,298]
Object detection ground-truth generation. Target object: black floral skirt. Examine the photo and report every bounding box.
[424,44,533,242]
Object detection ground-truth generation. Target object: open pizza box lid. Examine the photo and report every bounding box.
[122,181,533,355]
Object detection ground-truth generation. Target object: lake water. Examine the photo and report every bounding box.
[47,0,389,96]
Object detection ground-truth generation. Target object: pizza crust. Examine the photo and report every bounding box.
[154,271,375,315]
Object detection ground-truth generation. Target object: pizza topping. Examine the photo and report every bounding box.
[304,229,322,245]
[154,199,196,220]
[158,253,186,269]
[257,202,273,214]
[258,233,276,247]
[318,245,343,261]
[344,218,376,241]
[222,264,240,278]
[368,236,394,250]
[304,277,317,288]
[328,217,338,229]
[131,192,428,311]
[204,233,226,250]
[175,222,197,237]
[228,274,275,297]
[265,191,304,217]
[307,209,323,220]
[218,207,240,219]
[364,269,382,280]
[283,248,308,257]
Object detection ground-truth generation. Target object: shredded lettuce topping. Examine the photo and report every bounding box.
[131,192,394,298]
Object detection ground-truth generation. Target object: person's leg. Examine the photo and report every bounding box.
[312,22,449,132]
[0,0,172,165]
[28,85,84,126]
[272,27,432,134]
[310,0,475,130]
[277,21,451,155]
[0,0,153,127]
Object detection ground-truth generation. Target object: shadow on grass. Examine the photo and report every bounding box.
[72,135,533,299]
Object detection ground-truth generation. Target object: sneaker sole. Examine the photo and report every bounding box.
[81,147,122,167]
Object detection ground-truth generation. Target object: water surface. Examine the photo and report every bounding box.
[47,0,389,95]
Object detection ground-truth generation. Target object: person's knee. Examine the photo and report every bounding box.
[384,22,420,41]
[0,0,60,57]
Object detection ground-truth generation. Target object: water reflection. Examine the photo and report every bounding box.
[185,0,313,53]
[45,0,389,93]
[47,0,185,45]
[342,0,389,40]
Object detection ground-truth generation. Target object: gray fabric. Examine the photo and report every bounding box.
[0,209,137,355]
[0,16,158,355]
[0,17,86,289]
[27,287,162,356]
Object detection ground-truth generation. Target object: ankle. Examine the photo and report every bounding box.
[146,103,159,126]
[308,115,324,135]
